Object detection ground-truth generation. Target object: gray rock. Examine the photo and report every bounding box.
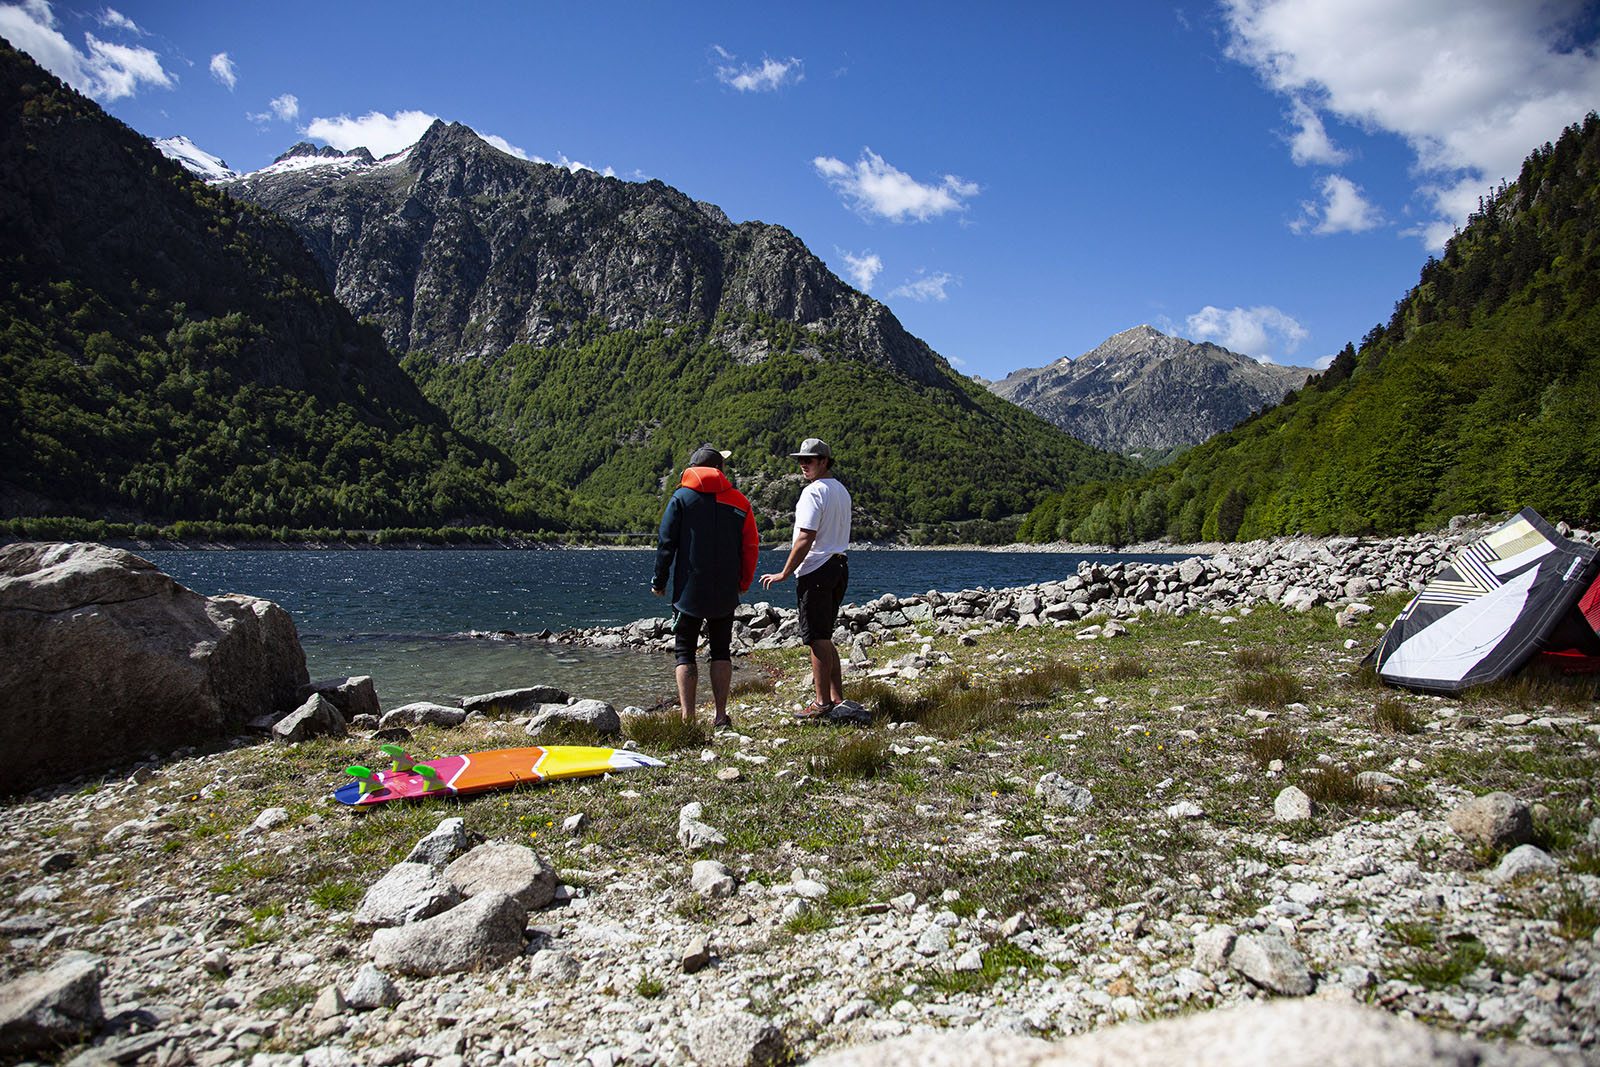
[310,984,347,1020]
[1274,785,1314,821]
[462,685,569,717]
[1446,792,1533,849]
[686,1010,786,1067]
[1227,930,1313,996]
[344,964,401,1010]
[683,935,712,974]
[692,860,738,898]
[0,953,104,1054]
[445,839,557,910]
[354,862,463,929]
[1035,772,1093,812]
[273,692,347,742]
[1192,925,1236,973]
[378,701,468,729]
[527,949,581,984]
[299,676,379,721]
[403,817,474,868]
[0,542,306,791]
[370,890,526,976]
[1489,844,1559,883]
[525,698,621,737]
[678,802,728,850]
[810,997,1570,1066]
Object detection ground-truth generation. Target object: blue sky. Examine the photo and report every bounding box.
[5,0,1598,379]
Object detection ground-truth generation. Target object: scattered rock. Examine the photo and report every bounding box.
[1447,792,1533,849]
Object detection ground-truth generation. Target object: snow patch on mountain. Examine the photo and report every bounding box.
[152,136,236,181]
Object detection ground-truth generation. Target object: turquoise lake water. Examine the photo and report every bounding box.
[144,547,1179,712]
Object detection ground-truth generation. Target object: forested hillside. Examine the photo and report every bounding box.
[406,314,1134,539]
[0,40,560,534]
[1021,113,1600,546]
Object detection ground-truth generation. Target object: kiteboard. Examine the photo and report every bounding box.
[335,743,665,806]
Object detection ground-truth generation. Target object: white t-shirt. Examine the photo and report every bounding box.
[794,477,852,576]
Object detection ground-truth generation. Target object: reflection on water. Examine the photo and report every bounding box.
[303,634,681,712]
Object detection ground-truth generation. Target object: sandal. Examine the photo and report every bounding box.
[712,714,732,729]
[794,700,834,721]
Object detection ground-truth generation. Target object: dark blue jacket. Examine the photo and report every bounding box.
[653,466,759,619]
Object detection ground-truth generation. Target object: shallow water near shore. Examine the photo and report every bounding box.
[146,546,1180,709]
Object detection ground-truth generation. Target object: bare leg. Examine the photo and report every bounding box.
[810,638,843,705]
[675,663,698,722]
[709,660,732,724]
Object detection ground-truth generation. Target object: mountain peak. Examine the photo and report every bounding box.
[151,135,236,181]
[989,327,1311,453]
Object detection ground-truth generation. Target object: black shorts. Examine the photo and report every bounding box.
[796,554,848,645]
[672,611,734,667]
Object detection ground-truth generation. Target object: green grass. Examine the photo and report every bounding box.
[625,711,709,751]
[1230,671,1305,707]
[1372,696,1421,734]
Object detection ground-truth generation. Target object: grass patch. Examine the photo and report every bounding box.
[309,880,362,911]
[846,659,1080,736]
[1372,696,1420,734]
[809,736,892,780]
[1104,656,1149,681]
[1299,764,1369,807]
[1245,727,1298,769]
[1231,671,1305,707]
[1553,890,1600,941]
[635,976,666,998]
[255,982,319,1011]
[920,941,1047,995]
[624,712,708,752]
[1232,647,1283,669]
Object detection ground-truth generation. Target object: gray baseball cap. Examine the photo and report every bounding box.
[688,443,730,468]
[788,438,833,459]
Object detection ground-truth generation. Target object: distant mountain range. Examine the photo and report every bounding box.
[4,35,1131,538]
[985,326,1311,455]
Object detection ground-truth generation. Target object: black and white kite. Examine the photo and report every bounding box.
[1367,508,1600,694]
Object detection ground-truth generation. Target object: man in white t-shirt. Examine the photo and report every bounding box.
[760,437,852,720]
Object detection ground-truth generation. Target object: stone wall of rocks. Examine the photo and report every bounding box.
[559,524,1598,657]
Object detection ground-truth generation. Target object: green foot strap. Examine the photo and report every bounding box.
[345,765,381,795]
[414,765,445,792]
[379,744,416,772]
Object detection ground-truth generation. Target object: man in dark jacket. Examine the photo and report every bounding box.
[652,443,759,728]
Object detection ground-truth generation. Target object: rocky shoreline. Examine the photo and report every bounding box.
[552,521,1588,658]
[3,523,1598,1066]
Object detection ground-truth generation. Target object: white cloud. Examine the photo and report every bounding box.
[840,250,882,291]
[889,271,956,302]
[98,8,140,33]
[0,0,173,100]
[1223,0,1600,249]
[483,133,529,160]
[209,51,236,90]
[813,148,979,222]
[1291,173,1384,234]
[305,109,439,156]
[247,92,299,125]
[1184,305,1308,360]
[1286,96,1348,166]
[713,47,803,92]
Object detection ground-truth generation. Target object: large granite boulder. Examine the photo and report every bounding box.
[0,542,308,792]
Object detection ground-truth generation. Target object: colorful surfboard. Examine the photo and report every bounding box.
[334,743,665,806]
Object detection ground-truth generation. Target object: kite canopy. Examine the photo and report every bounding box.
[1367,508,1600,694]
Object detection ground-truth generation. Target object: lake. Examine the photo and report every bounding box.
[145,547,1181,712]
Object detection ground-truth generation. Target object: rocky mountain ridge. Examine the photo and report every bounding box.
[989,326,1312,454]
[213,120,948,385]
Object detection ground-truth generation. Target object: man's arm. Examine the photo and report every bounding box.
[760,527,815,588]
[652,495,680,594]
